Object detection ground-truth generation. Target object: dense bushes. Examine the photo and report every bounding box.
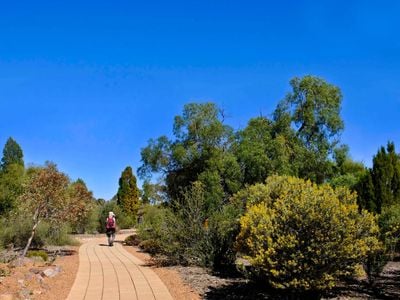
[0,212,77,249]
[137,182,241,267]
[236,176,381,292]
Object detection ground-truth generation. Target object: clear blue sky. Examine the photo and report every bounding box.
[1,1,399,199]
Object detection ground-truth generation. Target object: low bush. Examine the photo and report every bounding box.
[26,250,48,261]
[137,182,243,268]
[0,213,46,249]
[138,239,162,254]
[124,234,141,246]
[236,175,381,293]
[379,204,400,257]
[0,213,78,249]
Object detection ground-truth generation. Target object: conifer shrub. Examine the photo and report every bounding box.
[236,175,381,292]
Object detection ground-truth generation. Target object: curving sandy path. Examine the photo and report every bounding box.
[67,232,173,300]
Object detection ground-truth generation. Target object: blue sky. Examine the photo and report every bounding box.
[1,1,399,199]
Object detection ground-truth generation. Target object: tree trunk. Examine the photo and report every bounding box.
[22,209,40,257]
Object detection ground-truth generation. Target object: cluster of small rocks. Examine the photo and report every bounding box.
[0,255,63,300]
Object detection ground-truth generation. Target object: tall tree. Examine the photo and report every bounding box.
[371,142,400,213]
[1,137,24,171]
[0,138,25,214]
[117,166,140,217]
[0,163,24,214]
[274,76,344,183]
[138,102,242,213]
[356,170,377,212]
[68,178,95,233]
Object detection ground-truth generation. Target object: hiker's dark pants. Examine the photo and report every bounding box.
[106,228,116,245]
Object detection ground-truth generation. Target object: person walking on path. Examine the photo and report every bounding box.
[105,211,116,246]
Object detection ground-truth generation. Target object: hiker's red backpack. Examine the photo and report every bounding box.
[106,216,115,229]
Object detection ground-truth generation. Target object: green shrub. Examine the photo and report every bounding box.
[137,183,212,266]
[0,213,78,249]
[0,213,46,249]
[137,183,244,268]
[41,223,78,246]
[124,234,141,246]
[138,239,162,254]
[379,204,400,257]
[236,175,381,292]
[137,204,169,242]
[206,203,242,268]
[364,248,389,285]
[26,250,48,261]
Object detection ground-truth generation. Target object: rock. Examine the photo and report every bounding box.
[28,268,41,274]
[17,279,25,286]
[35,274,44,283]
[41,268,54,277]
[0,294,14,300]
[41,266,62,278]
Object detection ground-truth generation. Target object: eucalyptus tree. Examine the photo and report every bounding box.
[139,102,242,213]
[274,76,344,183]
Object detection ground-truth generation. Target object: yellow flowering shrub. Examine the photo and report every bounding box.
[236,175,381,291]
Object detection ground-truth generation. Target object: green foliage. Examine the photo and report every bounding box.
[124,234,141,246]
[38,222,78,246]
[0,213,46,249]
[0,137,24,171]
[117,166,140,219]
[137,183,242,268]
[371,142,400,213]
[137,204,169,242]
[379,204,400,256]
[0,214,77,248]
[330,145,366,190]
[236,175,381,292]
[0,163,24,214]
[26,250,48,261]
[141,180,167,205]
[274,76,344,183]
[206,203,242,267]
[364,248,390,285]
[281,76,344,151]
[138,239,163,254]
[138,102,241,214]
[356,170,377,212]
